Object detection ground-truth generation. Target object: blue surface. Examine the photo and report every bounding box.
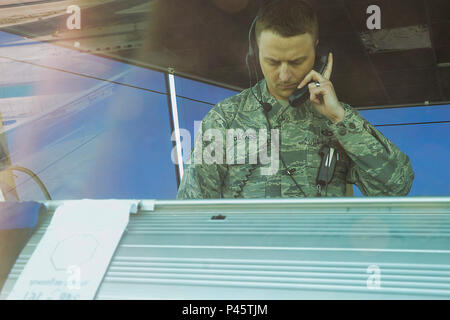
[381,124,449,196]
[6,84,177,200]
[1,31,177,200]
[174,76,237,105]
[0,31,166,94]
[177,97,213,142]
[175,77,238,164]
[360,105,450,125]
[0,202,42,230]
[0,84,34,98]
[0,31,26,44]
[118,66,166,93]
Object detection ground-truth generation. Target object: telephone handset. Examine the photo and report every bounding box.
[288,47,329,108]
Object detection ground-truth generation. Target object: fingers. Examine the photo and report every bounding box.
[322,52,333,80]
[298,52,334,88]
[297,69,326,89]
[308,80,334,104]
[309,84,322,105]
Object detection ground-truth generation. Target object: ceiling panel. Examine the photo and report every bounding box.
[369,49,436,72]
[428,0,450,23]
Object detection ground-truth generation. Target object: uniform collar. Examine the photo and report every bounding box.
[243,79,327,122]
[260,79,280,110]
[243,79,291,124]
[243,79,278,112]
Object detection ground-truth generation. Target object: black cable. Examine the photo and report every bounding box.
[374,120,450,127]
[245,54,262,107]
[176,95,215,106]
[3,166,52,200]
[0,55,167,96]
[234,164,258,198]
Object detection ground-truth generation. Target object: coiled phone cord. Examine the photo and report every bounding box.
[2,166,52,200]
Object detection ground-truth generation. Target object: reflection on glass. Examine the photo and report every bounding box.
[1,28,448,199]
[174,75,450,197]
[0,31,177,200]
[175,76,238,105]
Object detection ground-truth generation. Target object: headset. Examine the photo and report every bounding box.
[245,12,273,113]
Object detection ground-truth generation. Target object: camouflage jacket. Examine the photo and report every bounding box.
[177,79,414,199]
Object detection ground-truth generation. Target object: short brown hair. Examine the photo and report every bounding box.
[255,0,318,44]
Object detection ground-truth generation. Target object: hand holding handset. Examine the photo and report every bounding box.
[289,47,329,108]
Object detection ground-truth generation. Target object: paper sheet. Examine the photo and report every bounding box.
[7,199,138,300]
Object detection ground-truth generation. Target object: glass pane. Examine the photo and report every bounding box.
[177,97,213,140]
[1,32,177,200]
[175,76,236,158]
[0,31,166,93]
[174,76,237,105]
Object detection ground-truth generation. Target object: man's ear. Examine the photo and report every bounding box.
[315,39,319,47]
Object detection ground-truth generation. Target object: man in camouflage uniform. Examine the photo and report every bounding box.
[177,0,414,199]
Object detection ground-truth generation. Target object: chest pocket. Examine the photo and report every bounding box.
[312,136,351,184]
[225,128,262,165]
[279,121,310,166]
[225,128,266,198]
